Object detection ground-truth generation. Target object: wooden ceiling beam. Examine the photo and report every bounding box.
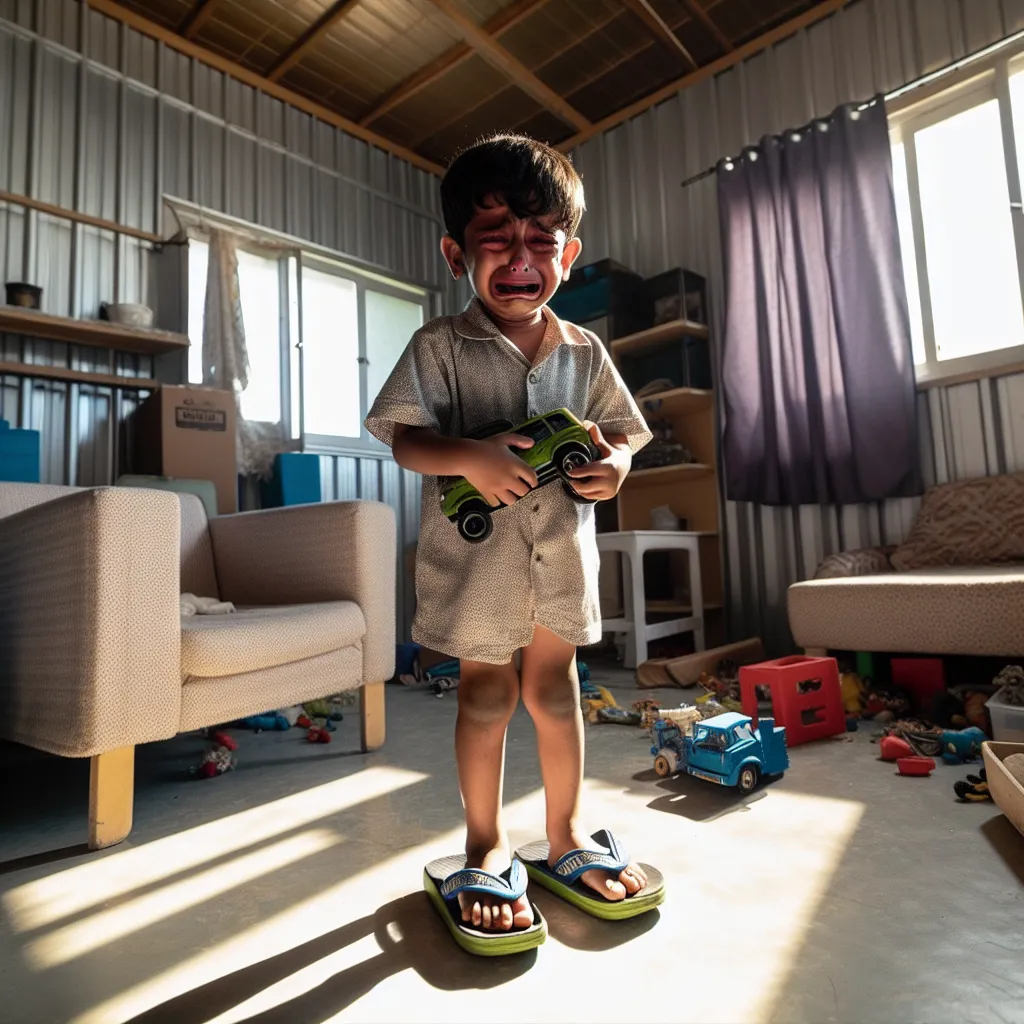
[360,0,550,127]
[623,0,698,70]
[681,0,734,52]
[557,0,851,152]
[178,0,227,40]
[85,0,444,175]
[425,0,590,132]
[267,0,363,83]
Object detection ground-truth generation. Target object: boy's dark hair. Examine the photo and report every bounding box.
[440,134,585,249]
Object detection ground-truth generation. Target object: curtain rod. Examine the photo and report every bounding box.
[680,27,1024,189]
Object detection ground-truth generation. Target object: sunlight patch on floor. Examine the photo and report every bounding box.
[4,766,427,932]
[27,829,342,969]
[67,779,864,1024]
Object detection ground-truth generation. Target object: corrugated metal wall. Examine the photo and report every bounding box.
[0,0,457,637]
[571,0,1024,653]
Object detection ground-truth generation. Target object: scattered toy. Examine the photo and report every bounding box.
[954,767,992,802]
[633,699,662,731]
[941,726,986,765]
[993,665,1024,705]
[237,712,291,732]
[897,756,936,777]
[879,735,915,762]
[597,706,641,725]
[191,731,237,779]
[307,726,332,744]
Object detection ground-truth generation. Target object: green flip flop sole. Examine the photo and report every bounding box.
[515,840,665,921]
[423,855,547,957]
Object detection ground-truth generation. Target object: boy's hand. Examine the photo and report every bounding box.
[566,422,632,501]
[463,434,539,507]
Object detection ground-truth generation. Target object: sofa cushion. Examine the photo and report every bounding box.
[890,473,1024,570]
[788,566,1024,656]
[181,602,365,679]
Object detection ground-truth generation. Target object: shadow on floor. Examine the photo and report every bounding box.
[638,769,771,822]
[530,890,659,951]
[122,893,534,1024]
[982,814,1024,886]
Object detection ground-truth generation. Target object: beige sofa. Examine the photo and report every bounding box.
[789,473,1024,657]
[0,483,396,850]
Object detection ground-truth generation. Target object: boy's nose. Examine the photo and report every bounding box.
[507,254,530,272]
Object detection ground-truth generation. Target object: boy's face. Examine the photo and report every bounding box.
[441,196,582,321]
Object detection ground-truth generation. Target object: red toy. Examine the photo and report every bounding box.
[307,726,332,744]
[879,735,915,762]
[897,756,936,776]
[739,655,845,746]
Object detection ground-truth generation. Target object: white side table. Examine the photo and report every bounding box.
[596,530,707,669]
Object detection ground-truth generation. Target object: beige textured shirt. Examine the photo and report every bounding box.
[366,298,652,664]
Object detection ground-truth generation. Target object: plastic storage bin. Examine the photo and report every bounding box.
[986,688,1024,742]
[261,452,322,508]
[547,259,652,340]
[0,420,40,483]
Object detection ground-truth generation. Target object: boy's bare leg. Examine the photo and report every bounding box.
[520,626,648,900]
[456,658,534,931]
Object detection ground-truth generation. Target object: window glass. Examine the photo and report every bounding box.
[365,290,425,420]
[546,412,572,432]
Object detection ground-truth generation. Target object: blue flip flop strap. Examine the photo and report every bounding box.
[439,858,528,901]
[550,829,629,885]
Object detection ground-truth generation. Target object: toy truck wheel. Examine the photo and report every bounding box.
[654,754,673,777]
[737,765,760,794]
[457,505,493,543]
[563,483,597,505]
[554,442,592,481]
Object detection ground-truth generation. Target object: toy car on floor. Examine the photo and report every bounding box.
[440,408,600,543]
[651,711,788,794]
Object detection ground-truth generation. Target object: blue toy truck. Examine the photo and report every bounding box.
[650,711,788,794]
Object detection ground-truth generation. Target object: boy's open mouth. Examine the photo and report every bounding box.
[493,282,542,297]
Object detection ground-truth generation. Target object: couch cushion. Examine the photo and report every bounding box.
[788,566,1024,656]
[890,473,1024,570]
[179,494,219,598]
[181,602,365,679]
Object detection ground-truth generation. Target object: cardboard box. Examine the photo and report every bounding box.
[133,386,238,514]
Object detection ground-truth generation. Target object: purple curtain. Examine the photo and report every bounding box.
[718,96,921,506]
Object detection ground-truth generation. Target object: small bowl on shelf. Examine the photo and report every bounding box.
[896,756,936,777]
[100,302,154,329]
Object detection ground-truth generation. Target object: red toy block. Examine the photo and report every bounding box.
[739,655,845,746]
[890,657,945,714]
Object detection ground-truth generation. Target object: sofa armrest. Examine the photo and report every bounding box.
[208,501,397,685]
[0,487,182,757]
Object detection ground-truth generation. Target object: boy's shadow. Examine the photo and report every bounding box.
[123,893,535,1024]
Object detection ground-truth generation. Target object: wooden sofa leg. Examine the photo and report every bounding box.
[804,647,829,657]
[88,746,135,851]
[360,681,386,752]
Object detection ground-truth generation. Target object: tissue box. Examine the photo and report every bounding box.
[0,420,40,483]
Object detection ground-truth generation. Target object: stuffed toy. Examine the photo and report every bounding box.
[941,726,986,765]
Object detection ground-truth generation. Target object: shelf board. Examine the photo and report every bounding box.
[611,318,709,359]
[635,386,713,420]
[0,361,158,390]
[0,307,189,356]
[626,462,714,484]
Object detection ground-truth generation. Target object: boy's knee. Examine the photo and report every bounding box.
[457,671,519,726]
[523,679,580,722]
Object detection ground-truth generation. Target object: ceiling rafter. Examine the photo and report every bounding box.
[681,0,734,52]
[178,0,228,40]
[424,0,590,132]
[85,0,444,175]
[360,0,551,127]
[558,0,852,152]
[623,0,698,70]
[266,0,363,83]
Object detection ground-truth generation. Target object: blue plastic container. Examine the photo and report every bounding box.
[0,420,40,483]
[261,452,322,508]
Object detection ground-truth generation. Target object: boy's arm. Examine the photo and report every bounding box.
[393,425,540,508]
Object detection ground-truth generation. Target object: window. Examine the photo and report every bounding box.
[518,419,552,443]
[891,52,1024,384]
[187,233,430,451]
[546,412,572,432]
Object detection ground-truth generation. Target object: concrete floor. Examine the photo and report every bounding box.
[1,672,1023,1024]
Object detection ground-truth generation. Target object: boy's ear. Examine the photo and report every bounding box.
[560,236,583,281]
[440,235,465,280]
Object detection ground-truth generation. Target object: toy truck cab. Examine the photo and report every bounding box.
[440,409,599,543]
[684,712,789,794]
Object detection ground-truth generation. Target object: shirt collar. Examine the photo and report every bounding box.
[452,297,585,347]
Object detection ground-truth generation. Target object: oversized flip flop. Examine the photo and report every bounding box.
[515,829,665,920]
[423,855,547,956]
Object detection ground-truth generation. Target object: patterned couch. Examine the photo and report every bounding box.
[788,473,1024,657]
[0,483,396,850]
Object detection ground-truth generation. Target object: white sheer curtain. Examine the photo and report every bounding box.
[201,229,288,479]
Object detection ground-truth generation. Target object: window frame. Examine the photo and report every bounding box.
[889,48,1024,386]
[180,208,437,458]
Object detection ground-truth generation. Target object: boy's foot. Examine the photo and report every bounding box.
[548,827,648,901]
[458,843,534,931]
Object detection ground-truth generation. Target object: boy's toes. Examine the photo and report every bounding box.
[581,868,626,901]
[511,894,535,929]
[620,863,647,894]
[499,902,514,931]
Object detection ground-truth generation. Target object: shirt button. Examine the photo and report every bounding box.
[535,553,543,563]
[528,372,539,384]
[532,504,540,513]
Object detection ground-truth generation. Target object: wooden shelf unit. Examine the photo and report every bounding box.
[602,321,725,651]
[0,307,189,356]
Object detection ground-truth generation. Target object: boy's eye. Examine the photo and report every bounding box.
[480,235,508,245]
[529,236,557,250]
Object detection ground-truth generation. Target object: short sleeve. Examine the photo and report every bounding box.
[365,325,453,448]
[585,337,653,454]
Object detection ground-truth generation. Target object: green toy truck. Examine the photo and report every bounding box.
[441,408,600,543]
